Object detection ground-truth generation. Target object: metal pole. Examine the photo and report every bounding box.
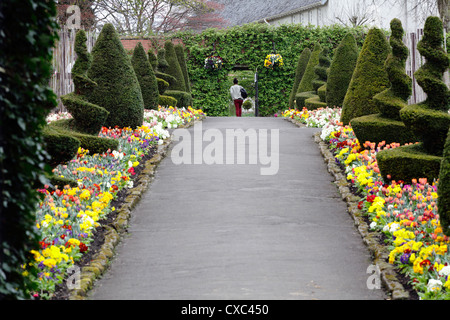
[254,68,259,117]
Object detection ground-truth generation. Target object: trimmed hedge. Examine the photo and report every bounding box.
[42,125,80,167]
[351,19,416,146]
[164,41,186,91]
[157,78,169,95]
[49,120,119,155]
[87,23,144,129]
[326,32,359,108]
[295,91,316,108]
[351,113,416,146]
[376,143,442,183]
[312,47,330,93]
[297,42,322,94]
[72,28,91,77]
[148,49,158,70]
[155,71,178,88]
[164,90,193,108]
[289,48,311,108]
[131,42,159,110]
[159,95,178,107]
[340,27,390,125]
[175,44,191,93]
[157,48,169,72]
[60,92,109,135]
[305,95,327,110]
[378,16,450,184]
[438,128,450,236]
[400,103,450,155]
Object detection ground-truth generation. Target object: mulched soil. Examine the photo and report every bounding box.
[50,145,157,300]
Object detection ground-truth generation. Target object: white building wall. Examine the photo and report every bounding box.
[268,0,439,33]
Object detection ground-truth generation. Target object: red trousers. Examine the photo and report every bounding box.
[234,99,243,117]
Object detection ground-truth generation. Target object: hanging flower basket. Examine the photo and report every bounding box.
[204,55,223,70]
[264,53,283,69]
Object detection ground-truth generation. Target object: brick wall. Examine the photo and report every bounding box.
[121,37,184,53]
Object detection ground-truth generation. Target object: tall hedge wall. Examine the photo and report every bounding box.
[0,0,59,299]
[171,23,367,116]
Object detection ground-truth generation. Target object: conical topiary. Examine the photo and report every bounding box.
[351,18,416,146]
[157,48,169,73]
[340,27,390,125]
[377,16,450,183]
[326,33,358,108]
[132,42,159,110]
[71,29,91,77]
[297,42,322,94]
[312,47,331,92]
[164,40,186,92]
[86,23,144,129]
[175,44,191,93]
[295,42,322,108]
[46,29,117,169]
[288,47,311,108]
[148,49,158,70]
[305,47,331,110]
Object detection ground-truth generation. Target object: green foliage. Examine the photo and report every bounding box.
[305,95,327,110]
[157,78,169,95]
[157,48,169,72]
[317,84,327,101]
[0,0,59,299]
[376,143,443,183]
[155,71,178,88]
[243,99,253,110]
[400,103,450,155]
[295,91,316,108]
[42,125,80,167]
[148,49,158,70]
[297,42,322,94]
[171,23,367,116]
[164,90,193,108]
[351,113,416,146]
[72,29,91,76]
[352,19,415,146]
[164,41,186,91]
[289,48,311,108]
[132,42,159,109]
[51,29,114,169]
[312,47,330,93]
[49,120,118,155]
[438,128,450,236]
[377,16,450,184]
[340,27,390,124]
[60,93,109,135]
[159,95,178,107]
[400,16,450,155]
[326,32,359,108]
[175,44,191,93]
[87,23,144,129]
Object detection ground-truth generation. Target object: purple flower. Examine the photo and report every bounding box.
[400,253,411,264]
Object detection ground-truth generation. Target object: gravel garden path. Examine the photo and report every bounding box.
[88,117,387,300]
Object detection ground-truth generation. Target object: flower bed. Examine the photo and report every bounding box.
[283,106,450,299]
[25,106,205,299]
[282,107,341,128]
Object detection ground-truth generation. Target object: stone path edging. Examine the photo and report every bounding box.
[68,118,204,300]
[286,117,410,300]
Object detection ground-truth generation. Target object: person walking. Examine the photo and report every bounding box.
[230,78,244,117]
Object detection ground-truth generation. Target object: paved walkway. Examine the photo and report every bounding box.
[88,117,387,300]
